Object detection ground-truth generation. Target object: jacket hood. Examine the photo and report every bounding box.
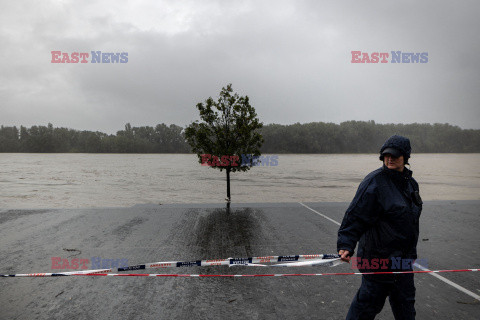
[379,135,412,164]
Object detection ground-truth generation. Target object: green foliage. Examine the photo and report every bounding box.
[0,123,190,153]
[259,121,480,153]
[0,120,479,154]
[184,84,264,172]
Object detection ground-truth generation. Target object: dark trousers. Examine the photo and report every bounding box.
[346,273,416,320]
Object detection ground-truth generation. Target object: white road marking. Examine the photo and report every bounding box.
[299,202,340,226]
[298,202,480,302]
[413,263,480,301]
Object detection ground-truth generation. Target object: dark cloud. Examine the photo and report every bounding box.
[0,0,479,134]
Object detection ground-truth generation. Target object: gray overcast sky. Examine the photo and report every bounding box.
[1,0,479,133]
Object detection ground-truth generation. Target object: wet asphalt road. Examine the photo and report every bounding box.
[0,201,479,320]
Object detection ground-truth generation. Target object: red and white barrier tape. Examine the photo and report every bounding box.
[117,254,341,271]
[0,253,340,277]
[2,269,479,278]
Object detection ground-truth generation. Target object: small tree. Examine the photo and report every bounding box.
[185,84,263,203]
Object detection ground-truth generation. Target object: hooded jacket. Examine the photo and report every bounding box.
[337,166,422,271]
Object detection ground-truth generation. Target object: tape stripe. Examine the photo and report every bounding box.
[278,255,299,262]
[2,269,479,277]
[177,261,202,267]
[118,265,145,272]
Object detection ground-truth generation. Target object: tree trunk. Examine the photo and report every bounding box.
[226,168,231,202]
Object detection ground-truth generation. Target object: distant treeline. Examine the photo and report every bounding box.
[260,121,480,153]
[0,123,189,153]
[0,121,479,153]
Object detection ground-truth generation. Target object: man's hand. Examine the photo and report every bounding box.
[338,250,351,263]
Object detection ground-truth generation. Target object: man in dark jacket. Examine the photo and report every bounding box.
[337,135,422,320]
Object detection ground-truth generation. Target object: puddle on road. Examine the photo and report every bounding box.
[170,207,266,259]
